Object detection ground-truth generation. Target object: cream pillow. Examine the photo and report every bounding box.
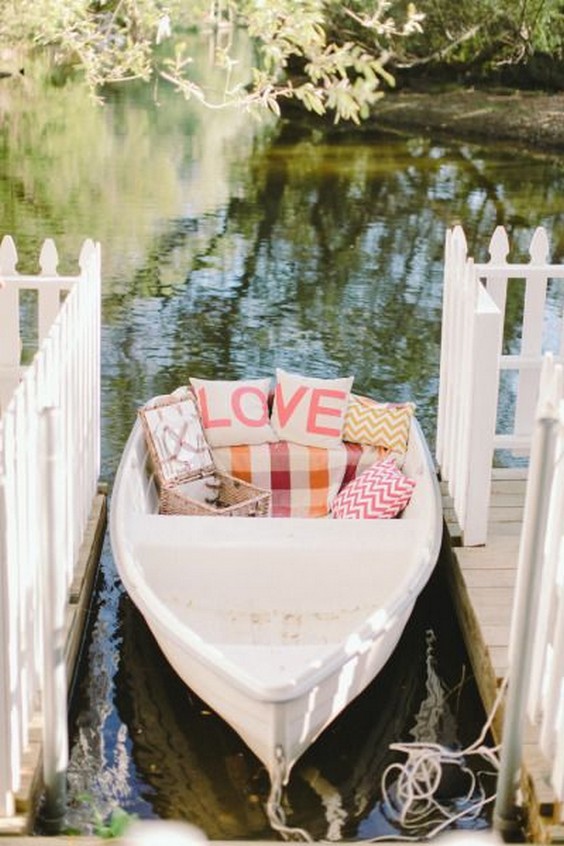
[271,368,354,448]
[190,377,278,447]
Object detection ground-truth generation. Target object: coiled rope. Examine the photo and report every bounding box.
[376,693,503,841]
[264,667,506,842]
[369,649,506,841]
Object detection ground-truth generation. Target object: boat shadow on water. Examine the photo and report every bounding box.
[106,541,494,841]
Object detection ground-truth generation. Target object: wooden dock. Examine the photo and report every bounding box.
[442,467,562,844]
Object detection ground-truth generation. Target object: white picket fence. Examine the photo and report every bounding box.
[491,354,564,828]
[0,236,101,819]
[436,225,564,546]
[524,356,564,806]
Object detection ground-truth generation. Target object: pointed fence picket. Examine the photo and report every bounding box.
[436,225,564,545]
[0,236,101,822]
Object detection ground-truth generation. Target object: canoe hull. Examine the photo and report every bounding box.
[110,416,442,784]
[145,600,413,781]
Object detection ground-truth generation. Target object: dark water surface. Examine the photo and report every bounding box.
[2,45,563,838]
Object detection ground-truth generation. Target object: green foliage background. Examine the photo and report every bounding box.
[394,0,564,81]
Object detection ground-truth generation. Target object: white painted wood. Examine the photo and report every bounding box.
[437,225,564,545]
[0,236,18,275]
[0,237,101,822]
[38,240,62,344]
[40,408,68,824]
[499,354,562,370]
[436,225,458,469]
[453,256,477,522]
[0,458,16,818]
[437,225,468,483]
[485,225,510,314]
[487,355,564,807]
[493,359,560,828]
[461,283,504,546]
[514,228,550,437]
[453,241,475,515]
[0,232,20,366]
[528,395,564,782]
[478,263,564,277]
[0,409,22,810]
[39,239,59,276]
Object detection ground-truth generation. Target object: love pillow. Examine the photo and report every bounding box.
[190,377,279,447]
[271,368,354,448]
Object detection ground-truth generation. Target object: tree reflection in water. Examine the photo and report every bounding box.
[99,118,564,480]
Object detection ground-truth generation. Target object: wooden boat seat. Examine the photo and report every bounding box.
[126,510,419,551]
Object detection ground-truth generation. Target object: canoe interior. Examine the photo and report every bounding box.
[113,417,441,672]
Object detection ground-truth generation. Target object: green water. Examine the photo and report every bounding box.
[2,39,563,839]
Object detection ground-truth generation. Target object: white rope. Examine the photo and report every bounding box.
[265,746,313,842]
[264,659,508,842]
[366,675,508,842]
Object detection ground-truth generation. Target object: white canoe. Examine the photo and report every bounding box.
[110,417,442,789]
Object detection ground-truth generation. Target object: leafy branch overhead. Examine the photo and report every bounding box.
[0,0,424,122]
[0,1,562,123]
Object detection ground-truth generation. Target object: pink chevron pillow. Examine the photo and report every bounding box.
[331,458,415,519]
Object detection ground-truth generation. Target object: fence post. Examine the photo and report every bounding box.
[537,404,564,797]
[436,225,454,467]
[437,225,468,483]
[0,464,16,818]
[493,356,561,834]
[461,282,503,546]
[40,406,68,833]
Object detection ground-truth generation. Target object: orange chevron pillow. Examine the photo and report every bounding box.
[331,457,415,519]
[342,395,415,453]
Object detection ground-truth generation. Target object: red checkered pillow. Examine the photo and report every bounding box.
[331,458,415,519]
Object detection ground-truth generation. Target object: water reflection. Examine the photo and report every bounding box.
[66,551,490,840]
[1,42,563,839]
[97,119,564,477]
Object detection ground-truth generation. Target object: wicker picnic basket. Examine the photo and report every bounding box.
[138,387,271,517]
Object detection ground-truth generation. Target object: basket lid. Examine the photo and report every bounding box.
[140,388,215,485]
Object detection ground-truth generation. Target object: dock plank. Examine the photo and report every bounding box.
[442,473,561,843]
[462,568,517,588]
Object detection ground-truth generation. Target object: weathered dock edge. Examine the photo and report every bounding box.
[0,487,107,837]
[442,474,559,845]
